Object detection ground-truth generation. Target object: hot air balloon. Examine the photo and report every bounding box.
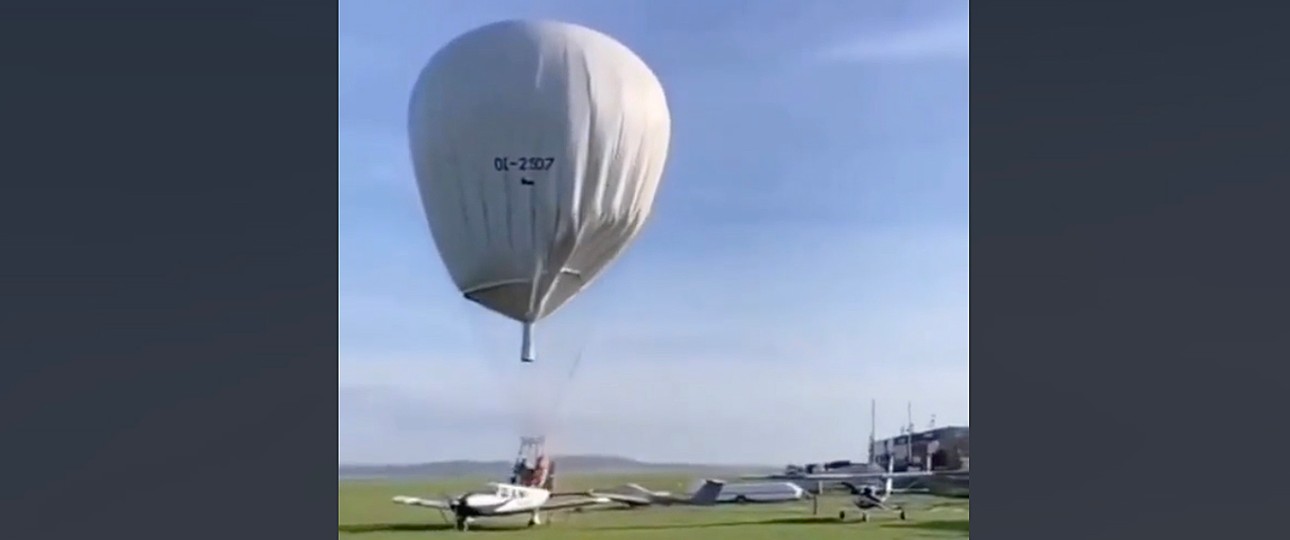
[408,20,670,363]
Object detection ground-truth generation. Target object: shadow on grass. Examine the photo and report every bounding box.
[338,522,520,534]
[590,516,851,531]
[881,519,970,533]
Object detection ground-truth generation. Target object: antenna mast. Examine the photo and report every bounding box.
[868,399,877,464]
[906,402,914,469]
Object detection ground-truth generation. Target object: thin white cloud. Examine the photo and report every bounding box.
[818,17,969,63]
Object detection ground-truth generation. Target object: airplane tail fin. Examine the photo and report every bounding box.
[689,479,725,506]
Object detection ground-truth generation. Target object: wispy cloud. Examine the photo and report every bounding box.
[818,16,969,63]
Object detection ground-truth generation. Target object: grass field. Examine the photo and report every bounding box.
[339,474,969,539]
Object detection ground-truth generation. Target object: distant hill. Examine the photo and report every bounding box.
[339,455,779,481]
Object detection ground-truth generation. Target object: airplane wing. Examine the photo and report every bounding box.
[744,470,942,481]
[537,496,614,512]
[587,492,653,507]
[391,495,452,510]
[548,491,595,497]
[839,481,923,494]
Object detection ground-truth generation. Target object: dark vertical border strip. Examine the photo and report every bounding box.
[0,1,336,538]
[975,1,1290,538]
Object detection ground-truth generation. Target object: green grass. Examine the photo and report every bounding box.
[339,474,969,539]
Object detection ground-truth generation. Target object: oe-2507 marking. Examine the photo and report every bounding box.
[493,157,555,172]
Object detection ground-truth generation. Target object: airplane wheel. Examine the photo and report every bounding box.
[899,510,907,520]
[838,510,847,520]
[455,518,468,532]
[861,513,869,522]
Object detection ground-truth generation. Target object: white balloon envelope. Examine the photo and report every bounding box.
[408,20,671,363]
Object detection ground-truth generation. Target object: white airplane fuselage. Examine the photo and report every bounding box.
[458,485,551,516]
[393,482,612,531]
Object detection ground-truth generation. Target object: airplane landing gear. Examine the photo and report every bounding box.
[899,509,907,520]
[527,512,542,528]
[455,516,469,532]
[860,512,869,522]
[838,510,847,520]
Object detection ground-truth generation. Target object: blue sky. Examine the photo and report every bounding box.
[340,0,968,465]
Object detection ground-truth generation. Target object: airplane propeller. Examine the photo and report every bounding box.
[430,491,466,525]
[427,492,452,524]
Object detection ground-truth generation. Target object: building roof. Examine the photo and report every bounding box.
[872,426,969,445]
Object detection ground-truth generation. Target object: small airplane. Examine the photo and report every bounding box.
[840,468,908,521]
[585,479,726,508]
[392,482,612,531]
[835,460,930,522]
[747,460,932,521]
